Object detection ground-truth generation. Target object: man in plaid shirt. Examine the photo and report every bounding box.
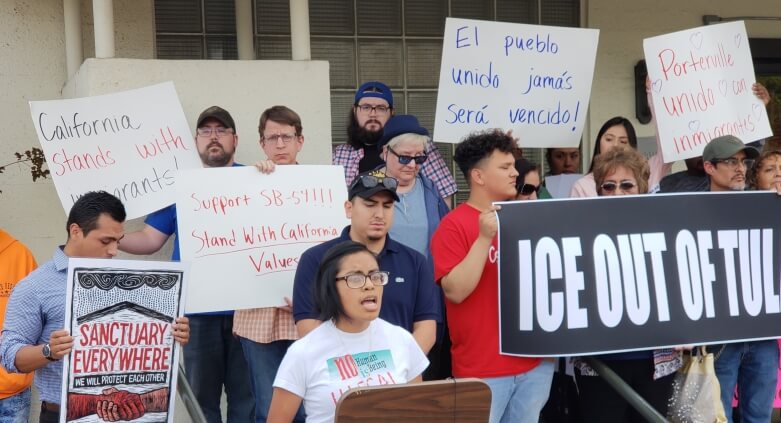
[333,81,457,207]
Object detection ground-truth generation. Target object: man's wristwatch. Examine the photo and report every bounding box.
[42,343,57,361]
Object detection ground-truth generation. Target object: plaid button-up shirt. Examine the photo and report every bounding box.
[233,307,297,343]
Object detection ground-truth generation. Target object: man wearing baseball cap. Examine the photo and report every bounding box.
[702,134,759,192]
[703,134,775,423]
[333,81,458,207]
[120,106,254,422]
[292,169,438,355]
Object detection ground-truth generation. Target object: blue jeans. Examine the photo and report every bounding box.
[0,388,30,423]
[711,340,779,423]
[483,360,554,423]
[240,337,305,423]
[183,315,255,423]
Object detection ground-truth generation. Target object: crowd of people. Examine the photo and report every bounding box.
[0,77,778,423]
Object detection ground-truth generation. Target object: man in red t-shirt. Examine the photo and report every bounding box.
[430,130,553,423]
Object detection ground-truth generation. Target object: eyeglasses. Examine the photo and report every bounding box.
[262,133,299,144]
[350,174,398,191]
[336,271,390,289]
[517,183,540,196]
[712,158,754,169]
[600,181,637,193]
[196,127,233,137]
[355,104,391,114]
[388,146,428,166]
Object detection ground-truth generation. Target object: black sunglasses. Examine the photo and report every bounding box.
[517,183,540,196]
[388,146,428,165]
[600,181,636,193]
[350,174,399,191]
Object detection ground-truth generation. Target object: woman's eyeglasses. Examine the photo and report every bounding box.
[517,183,540,196]
[600,181,637,193]
[336,271,390,289]
[388,146,428,166]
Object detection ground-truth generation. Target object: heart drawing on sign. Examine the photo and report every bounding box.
[719,80,728,96]
[689,32,703,49]
[689,120,701,132]
[753,103,764,121]
[652,79,663,93]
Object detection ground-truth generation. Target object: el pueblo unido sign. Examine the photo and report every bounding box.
[434,18,599,147]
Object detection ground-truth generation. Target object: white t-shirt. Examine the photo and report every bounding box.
[273,319,429,423]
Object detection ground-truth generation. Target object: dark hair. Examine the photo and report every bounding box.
[588,117,638,172]
[66,191,126,237]
[514,158,539,189]
[346,109,384,149]
[314,241,378,322]
[454,130,516,183]
[259,105,303,136]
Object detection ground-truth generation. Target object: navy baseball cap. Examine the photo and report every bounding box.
[354,81,394,108]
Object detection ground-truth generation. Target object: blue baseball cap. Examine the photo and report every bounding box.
[354,81,394,108]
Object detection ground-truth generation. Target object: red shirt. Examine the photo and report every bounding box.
[431,204,540,378]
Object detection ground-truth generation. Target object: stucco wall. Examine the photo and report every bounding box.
[585,0,781,166]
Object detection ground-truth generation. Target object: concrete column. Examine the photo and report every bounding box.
[64,0,83,78]
[236,0,254,59]
[93,0,115,58]
[289,0,311,60]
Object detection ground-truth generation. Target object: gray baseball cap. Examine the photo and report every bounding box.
[702,135,758,162]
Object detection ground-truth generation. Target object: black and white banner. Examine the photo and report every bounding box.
[497,191,781,357]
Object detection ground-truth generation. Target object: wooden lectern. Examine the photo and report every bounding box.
[334,378,491,422]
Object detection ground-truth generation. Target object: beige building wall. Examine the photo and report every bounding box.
[585,0,781,165]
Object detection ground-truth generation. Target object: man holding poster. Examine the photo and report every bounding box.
[119,106,254,422]
[702,135,777,423]
[0,191,190,422]
[430,130,553,423]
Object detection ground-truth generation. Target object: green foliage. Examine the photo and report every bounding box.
[0,147,50,194]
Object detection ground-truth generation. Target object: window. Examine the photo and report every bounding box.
[155,0,239,59]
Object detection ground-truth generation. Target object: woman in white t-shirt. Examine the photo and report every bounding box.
[268,241,429,423]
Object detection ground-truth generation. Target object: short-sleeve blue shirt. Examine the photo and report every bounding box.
[292,227,440,332]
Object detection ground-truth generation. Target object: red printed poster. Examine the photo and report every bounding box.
[60,258,188,423]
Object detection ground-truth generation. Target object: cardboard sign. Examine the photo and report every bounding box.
[643,21,773,162]
[61,258,188,423]
[176,165,350,313]
[496,192,781,357]
[29,82,202,219]
[434,18,599,147]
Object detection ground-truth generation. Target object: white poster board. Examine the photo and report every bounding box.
[434,18,599,147]
[176,165,350,313]
[29,82,202,219]
[61,258,188,423]
[643,21,772,162]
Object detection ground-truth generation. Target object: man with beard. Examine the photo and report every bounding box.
[119,106,254,423]
[333,81,457,206]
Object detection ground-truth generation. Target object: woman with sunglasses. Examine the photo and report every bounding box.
[574,145,681,422]
[514,158,551,200]
[269,241,428,423]
[379,115,450,258]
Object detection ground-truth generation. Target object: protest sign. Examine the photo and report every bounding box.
[433,18,599,147]
[496,192,781,357]
[61,258,187,423]
[176,165,350,313]
[643,21,773,162]
[29,82,202,219]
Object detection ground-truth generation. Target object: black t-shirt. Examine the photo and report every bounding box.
[358,144,384,173]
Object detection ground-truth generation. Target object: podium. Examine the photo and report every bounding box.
[335,378,491,422]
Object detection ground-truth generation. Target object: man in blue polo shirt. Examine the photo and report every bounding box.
[292,169,438,353]
[119,106,253,423]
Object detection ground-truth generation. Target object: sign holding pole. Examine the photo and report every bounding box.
[29,82,202,219]
[643,21,772,162]
[434,18,599,147]
[60,258,188,423]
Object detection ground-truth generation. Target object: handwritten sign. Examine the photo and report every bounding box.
[29,82,202,219]
[497,192,781,356]
[61,258,187,423]
[643,21,773,162]
[433,18,599,147]
[176,165,350,313]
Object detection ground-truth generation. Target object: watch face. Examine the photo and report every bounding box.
[42,344,51,358]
